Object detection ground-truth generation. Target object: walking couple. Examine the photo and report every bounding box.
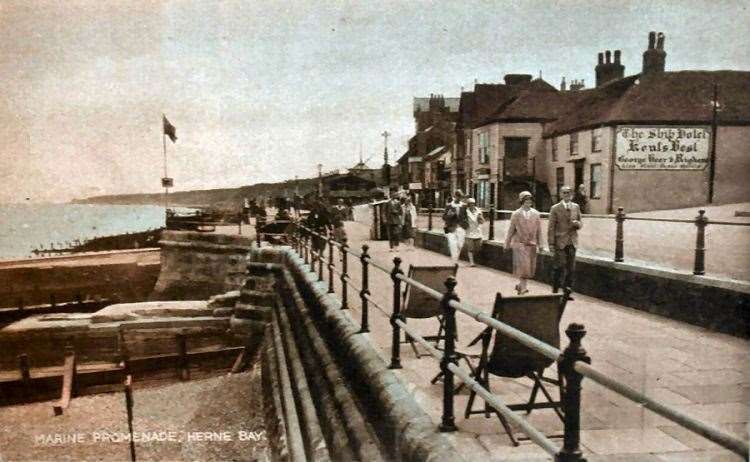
[386,192,418,252]
[443,190,484,266]
[504,186,581,298]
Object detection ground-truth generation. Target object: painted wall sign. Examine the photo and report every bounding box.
[615,126,710,170]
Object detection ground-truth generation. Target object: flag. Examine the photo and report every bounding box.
[163,115,177,143]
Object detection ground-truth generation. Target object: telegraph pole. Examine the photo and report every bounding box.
[708,83,719,204]
[382,130,391,190]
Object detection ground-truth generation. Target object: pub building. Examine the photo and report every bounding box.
[455,32,750,213]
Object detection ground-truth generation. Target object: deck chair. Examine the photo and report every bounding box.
[400,264,458,358]
[464,290,569,446]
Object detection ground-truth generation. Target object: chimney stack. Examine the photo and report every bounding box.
[642,31,667,74]
[595,48,625,87]
[569,79,585,91]
[504,74,533,85]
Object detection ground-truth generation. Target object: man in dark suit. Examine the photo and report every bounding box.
[548,186,582,298]
[386,192,404,252]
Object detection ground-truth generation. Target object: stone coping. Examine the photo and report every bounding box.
[249,246,465,462]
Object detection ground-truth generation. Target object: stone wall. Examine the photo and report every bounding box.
[249,246,463,462]
[151,231,253,300]
[417,230,750,337]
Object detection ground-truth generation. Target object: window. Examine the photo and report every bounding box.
[570,132,579,156]
[551,137,558,162]
[475,180,489,208]
[592,128,602,152]
[478,132,489,164]
[590,164,602,199]
[504,137,528,159]
[556,167,565,200]
[465,135,471,159]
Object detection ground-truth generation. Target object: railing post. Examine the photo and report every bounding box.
[359,245,370,333]
[614,207,625,262]
[341,238,349,310]
[327,234,335,293]
[693,209,707,275]
[318,232,324,282]
[488,206,496,241]
[439,276,459,432]
[556,323,590,462]
[389,256,403,369]
[255,221,261,247]
[303,233,310,265]
[428,207,433,231]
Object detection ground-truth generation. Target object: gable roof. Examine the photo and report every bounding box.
[544,71,750,137]
[458,78,559,129]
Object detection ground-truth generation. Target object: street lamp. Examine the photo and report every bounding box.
[317,163,323,197]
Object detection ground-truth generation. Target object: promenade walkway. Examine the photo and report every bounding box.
[321,221,748,461]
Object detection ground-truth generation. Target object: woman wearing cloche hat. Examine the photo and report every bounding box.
[504,191,542,294]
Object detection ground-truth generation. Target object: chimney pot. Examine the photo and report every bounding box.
[605,50,611,64]
[598,52,604,65]
[648,31,656,50]
[656,32,665,50]
[614,50,621,64]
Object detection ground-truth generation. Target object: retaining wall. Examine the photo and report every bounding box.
[250,246,463,462]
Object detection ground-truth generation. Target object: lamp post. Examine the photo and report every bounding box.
[317,163,323,198]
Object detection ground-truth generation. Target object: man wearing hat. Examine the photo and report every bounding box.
[548,185,582,298]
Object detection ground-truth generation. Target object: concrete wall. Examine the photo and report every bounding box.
[417,230,750,337]
[714,126,750,204]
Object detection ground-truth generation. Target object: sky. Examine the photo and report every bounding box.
[1,0,748,203]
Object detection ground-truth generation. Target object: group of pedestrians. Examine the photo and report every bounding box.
[385,192,418,252]
[441,186,582,298]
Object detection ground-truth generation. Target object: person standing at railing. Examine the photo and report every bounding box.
[464,198,484,266]
[386,192,404,252]
[401,195,417,250]
[504,191,541,294]
[548,186,582,300]
[443,190,468,261]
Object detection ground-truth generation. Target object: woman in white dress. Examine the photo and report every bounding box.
[504,191,542,294]
[464,198,484,266]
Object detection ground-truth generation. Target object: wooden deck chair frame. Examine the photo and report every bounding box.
[399,263,459,358]
[464,289,570,446]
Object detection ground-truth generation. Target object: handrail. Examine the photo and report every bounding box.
[418,207,750,226]
[393,317,560,456]
[291,222,749,458]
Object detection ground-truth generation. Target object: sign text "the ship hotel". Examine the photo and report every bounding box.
[615,126,710,170]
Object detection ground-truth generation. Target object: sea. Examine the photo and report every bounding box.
[0,203,187,260]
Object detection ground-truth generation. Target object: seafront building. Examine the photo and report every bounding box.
[403,32,750,212]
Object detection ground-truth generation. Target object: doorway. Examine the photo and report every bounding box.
[573,160,585,191]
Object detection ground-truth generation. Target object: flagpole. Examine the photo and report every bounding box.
[163,118,169,213]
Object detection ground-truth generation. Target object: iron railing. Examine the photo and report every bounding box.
[419,206,750,276]
[272,222,748,460]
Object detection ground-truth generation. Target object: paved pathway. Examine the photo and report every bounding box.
[316,221,748,461]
